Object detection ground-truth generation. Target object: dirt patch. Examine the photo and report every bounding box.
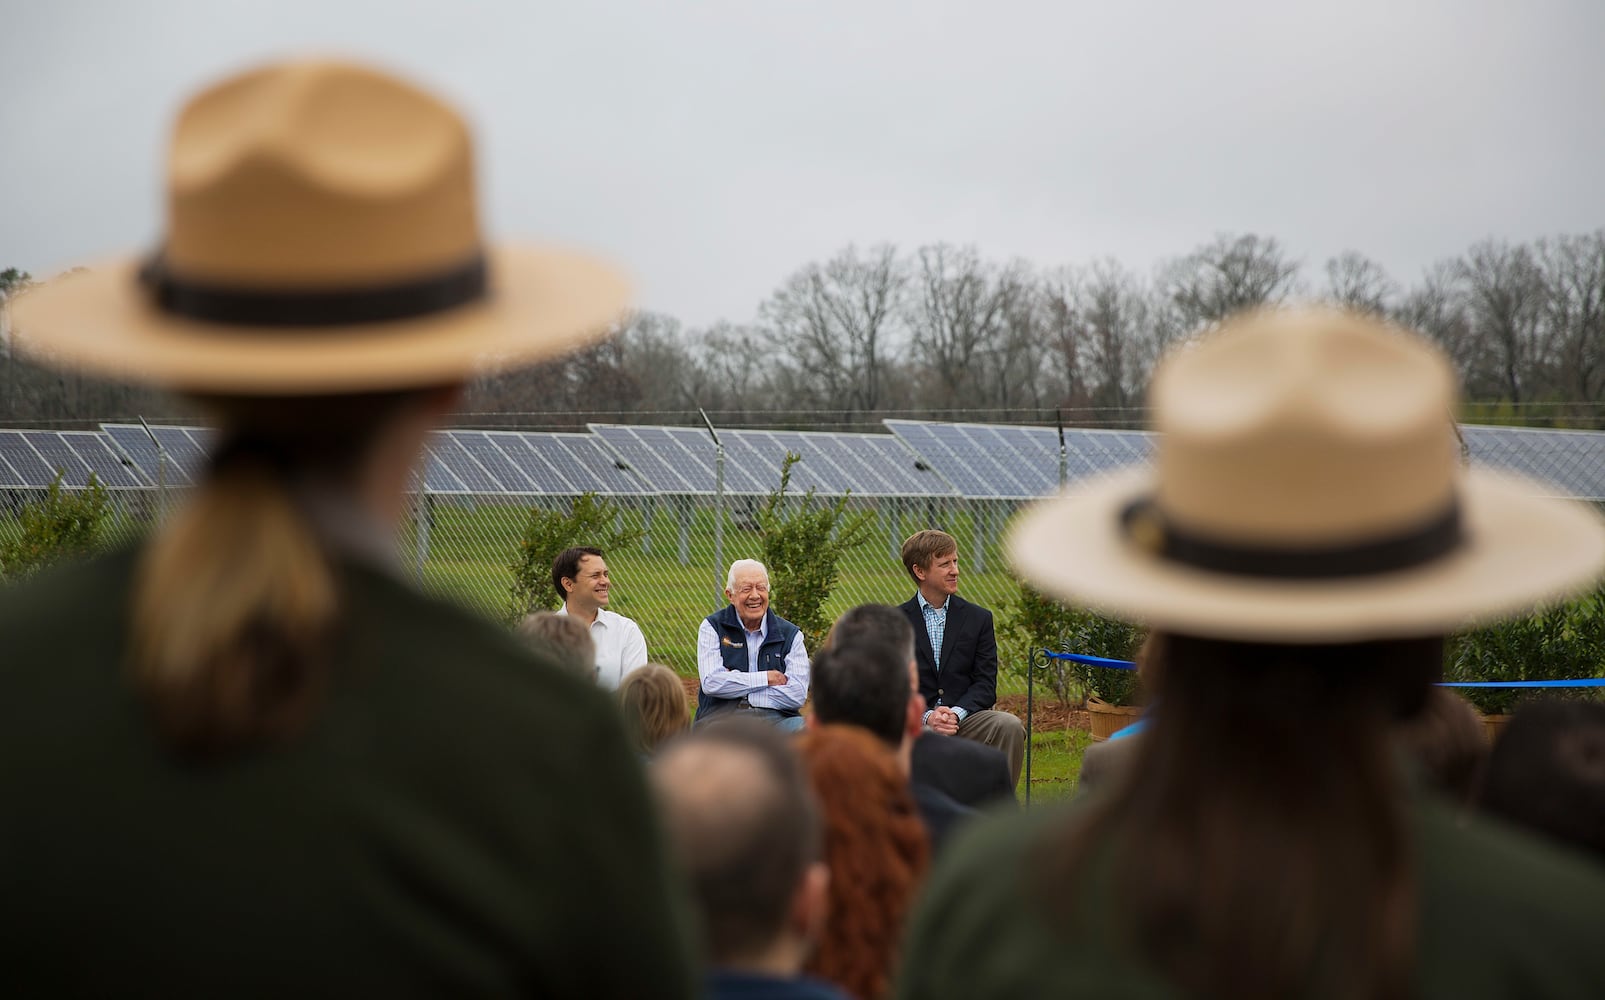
[996,694,1090,735]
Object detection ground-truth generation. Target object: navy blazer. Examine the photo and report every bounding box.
[900,593,999,717]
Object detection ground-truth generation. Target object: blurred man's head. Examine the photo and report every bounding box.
[1480,699,1605,862]
[829,603,915,668]
[514,611,596,681]
[816,604,923,764]
[653,720,828,972]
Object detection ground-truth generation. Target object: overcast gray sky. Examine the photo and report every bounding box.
[3,0,1601,326]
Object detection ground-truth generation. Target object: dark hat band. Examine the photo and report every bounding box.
[139,252,488,327]
[1119,497,1464,580]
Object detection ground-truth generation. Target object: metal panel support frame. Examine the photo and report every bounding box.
[700,408,725,594]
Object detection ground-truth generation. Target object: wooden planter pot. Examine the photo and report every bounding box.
[1087,696,1143,742]
[1480,713,1511,744]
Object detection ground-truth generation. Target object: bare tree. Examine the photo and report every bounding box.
[1534,232,1605,413]
[760,244,905,416]
[1160,233,1301,332]
[1458,240,1545,404]
[907,244,1028,405]
[1323,251,1397,316]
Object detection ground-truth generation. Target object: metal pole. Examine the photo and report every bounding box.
[1025,647,1042,809]
[700,408,724,592]
[416,451,430,585]
[1057,407,1068,488]
[137,416,168,522]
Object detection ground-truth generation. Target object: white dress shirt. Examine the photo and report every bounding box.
[696,615,810,711]
[557,605,649,690]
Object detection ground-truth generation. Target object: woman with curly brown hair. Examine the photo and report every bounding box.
[795,724,930,1000]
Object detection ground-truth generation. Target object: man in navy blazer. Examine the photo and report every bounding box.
[898,530,1026,787]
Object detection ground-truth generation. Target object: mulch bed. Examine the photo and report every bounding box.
[678,676,1089,737]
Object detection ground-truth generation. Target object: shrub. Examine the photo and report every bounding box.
[757,453,874,651]
[0,471,111,582]
[505,493,642,622]
[1444,587,1605,715]
[1005,580,1145,706]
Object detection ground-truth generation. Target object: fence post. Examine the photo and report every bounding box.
[700,409,724,593]
[972,499,986,574]
[1025,647,1044,809]
[677,496,690,566]
[415,451,430,585]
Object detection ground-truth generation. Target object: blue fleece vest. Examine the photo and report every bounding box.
[695,605,802,721]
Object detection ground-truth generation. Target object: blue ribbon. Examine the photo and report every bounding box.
[1038,650,1605,688]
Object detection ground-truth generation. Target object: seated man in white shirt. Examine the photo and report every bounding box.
[551,546,649,689]
[695,559,810,733]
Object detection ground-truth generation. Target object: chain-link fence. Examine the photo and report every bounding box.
[6,417,1605,699]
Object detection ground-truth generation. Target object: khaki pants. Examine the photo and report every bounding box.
[957,709,1026,788]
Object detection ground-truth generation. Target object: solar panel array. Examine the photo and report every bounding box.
[589,424,952,497]
[0,429,150,489]
[1461,426,1605,500]
[3,421,1603,502]
[884,420,1154,500]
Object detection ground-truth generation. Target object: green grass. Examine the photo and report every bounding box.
[1023,728,1093,806]
[399,499,1039,680]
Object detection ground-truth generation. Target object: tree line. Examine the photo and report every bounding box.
[3,231,1603,430]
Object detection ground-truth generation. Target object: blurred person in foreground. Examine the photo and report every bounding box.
[551,545,648,688]
[618,662,692,759]
[809,641,973,852]
[898,530,1026,785]
[829,603,1014,812]
[897,309,1605,1000]
[796,724,928,1000]
[696,559,810,732]
[0,59,693,997]
[653,721,848,1000]
[1480,699,1605,864]
[1396,685,1489,809]
[515,609,598,680]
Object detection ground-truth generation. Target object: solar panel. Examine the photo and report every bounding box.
[61,432,149,488]
[1462,425,1605,500]
[103,424,190,486]
[551,435,650,495]
[0,431,55,487]
[22,431,96,488]
[591,426,704,493]
[424,434,498,493]
[452,431,537,492]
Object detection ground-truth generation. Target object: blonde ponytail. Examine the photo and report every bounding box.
[129,455,338,758]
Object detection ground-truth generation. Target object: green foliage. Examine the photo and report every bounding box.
[0,471,111,582]
[1005,580,1146,706]
[756,453,875,650]
[0,267,31,298]
[1445,587,1605,715]
[505,493,642,622]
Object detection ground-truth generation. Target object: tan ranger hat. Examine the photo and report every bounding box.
[1007,308,1605,642]
[7,58,629,394]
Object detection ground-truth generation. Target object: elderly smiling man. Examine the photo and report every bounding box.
[695,559,811,733]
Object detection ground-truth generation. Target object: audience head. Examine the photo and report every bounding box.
[811,634,917,752]
[550,546,607,610]
[653,719,828,972]
[725,559,771,630]
[514,611,596,681]
[828,602,916,668]
[796,724,929,1000]
[1395,686,1488,807]
[1480,699,1605,862]
[617,664,690,758]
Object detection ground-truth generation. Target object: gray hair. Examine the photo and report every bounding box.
[726,558,770,592]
